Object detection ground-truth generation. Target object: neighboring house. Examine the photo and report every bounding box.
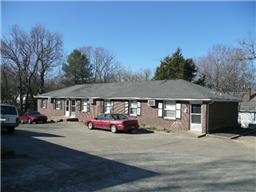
[35,80,240,134]
[239,88,256,128]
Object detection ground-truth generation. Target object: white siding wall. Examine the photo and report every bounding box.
[238,112,256,128]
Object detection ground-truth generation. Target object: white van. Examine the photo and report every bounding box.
[0,104,19,133]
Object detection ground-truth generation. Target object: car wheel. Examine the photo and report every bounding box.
[88,122,94,130]
[7,127,15,134]
[28,119,32,124]
[110,125,117,133]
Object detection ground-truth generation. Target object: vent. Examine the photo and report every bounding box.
[148,99,156,106]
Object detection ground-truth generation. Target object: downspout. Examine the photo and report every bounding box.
[206,101,215,134]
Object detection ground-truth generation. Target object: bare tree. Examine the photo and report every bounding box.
[0,63,19,104]
[1,25,63,112]
[196,44,256,93]
[1,25,35,112]
[79,46,120,83]
[31,25,63,93]
[117,67,153,82]
[238,34,256,61]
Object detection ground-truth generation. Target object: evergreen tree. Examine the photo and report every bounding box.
[62,50,92,85]
[154,48,197,81]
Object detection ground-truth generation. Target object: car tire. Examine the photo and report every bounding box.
[28,119,32,124]
[88,122,94,130]
[7,127,15,134]
[110,125,117,133]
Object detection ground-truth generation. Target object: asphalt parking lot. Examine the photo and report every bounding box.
[2,122,256,192]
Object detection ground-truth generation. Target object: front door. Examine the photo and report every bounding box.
[65,100,70,117]
[65,99,76,117]
[190,104,202,132]
[70,100,76,117]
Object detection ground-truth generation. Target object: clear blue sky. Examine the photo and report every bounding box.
[1,1,255,72]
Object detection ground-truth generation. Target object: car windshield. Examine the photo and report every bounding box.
[112,114,128,120]
[27,111,41,115]
[1,106,17,115]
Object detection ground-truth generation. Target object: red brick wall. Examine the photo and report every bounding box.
[202,104,207,133]
[136,101,190,132]
[208,102,238,132]
[38,99,65,120]
[37,99,191,131]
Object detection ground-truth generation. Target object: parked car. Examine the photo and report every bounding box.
[86,114,139,133]
[0,104,19,134]
[20,111,47,124]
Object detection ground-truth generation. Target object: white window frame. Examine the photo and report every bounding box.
[81,100,90,112]
[164,101,176,120]
[124,101,141,117]
[55,99,62,110]
[104,100,114,114]
[129,101,137,116]
[41,99,47,109]
[159,101,181,120]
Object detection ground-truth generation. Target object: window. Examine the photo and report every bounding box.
[130,101,138,116]
[96,114,105,120]
[55,99,63,110]
[81,100,90,112]
[103,100,114,114]
[125,101,141,116]
[41,99,47,109]
[164,101,176,119]
[158,101,181,119]
[105,114,114,120]
[191,104,201,124]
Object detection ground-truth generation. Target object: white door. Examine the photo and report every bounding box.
[190,104,202,132]
[65,100,70,117]
[65,99,76,117]
[70,100,76,117]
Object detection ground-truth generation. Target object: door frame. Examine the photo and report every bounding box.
[190,103,202,132]
[65,99,76,118]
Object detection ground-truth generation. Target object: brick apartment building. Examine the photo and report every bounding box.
[35,80,240,133]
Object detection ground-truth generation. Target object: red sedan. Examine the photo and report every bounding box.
[86,114,139,133]
[20,111,48,124]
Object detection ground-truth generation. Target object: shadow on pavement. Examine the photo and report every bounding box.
[209,126,256,138]
[131,128,154,134]
[1,129,157,192]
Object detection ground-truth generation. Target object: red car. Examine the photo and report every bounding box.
[86,114,139,133]
[20,111,48,124]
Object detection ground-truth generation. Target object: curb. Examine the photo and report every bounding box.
[197,134,207,138]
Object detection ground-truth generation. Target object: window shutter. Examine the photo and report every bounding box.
[124,101,129,114]
[54,99,57,109]
[87,102,90,112]
[158,102,163,117]
[176,103,181,119]
[100,101,104,113]
[60,100,63,110]
[111,101,114,113]
[137,102,141,116]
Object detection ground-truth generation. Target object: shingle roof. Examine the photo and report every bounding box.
[35,79,240,102]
